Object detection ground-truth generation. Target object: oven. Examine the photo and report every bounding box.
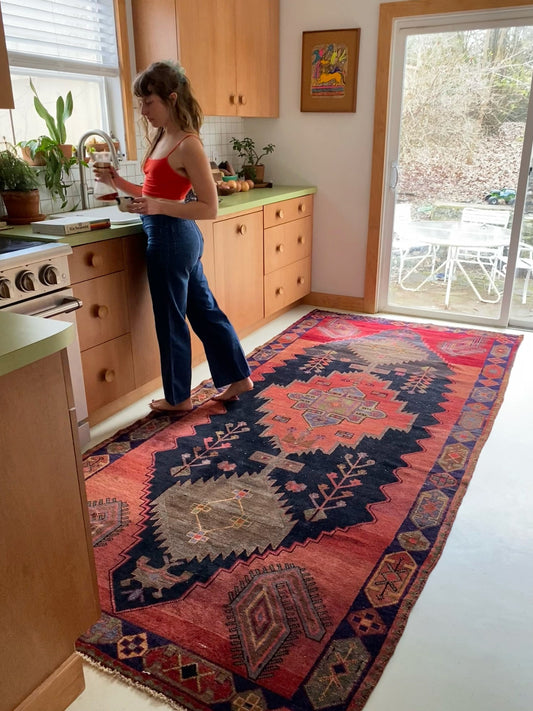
[0,236,90,448]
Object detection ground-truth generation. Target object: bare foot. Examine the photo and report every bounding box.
[149,397,193,413]
[213,377,254,402]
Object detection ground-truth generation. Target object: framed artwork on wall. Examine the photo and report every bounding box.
[300,28,361,113]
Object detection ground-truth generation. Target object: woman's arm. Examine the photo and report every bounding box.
[128,137,218,220]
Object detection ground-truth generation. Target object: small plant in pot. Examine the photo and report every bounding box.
[229,136,275,184]
[0,145,42,224]
[18,79,77,208]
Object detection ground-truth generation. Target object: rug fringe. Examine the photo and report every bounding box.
[76,651,189,711]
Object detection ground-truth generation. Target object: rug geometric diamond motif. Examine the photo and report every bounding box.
[151,471,295,562]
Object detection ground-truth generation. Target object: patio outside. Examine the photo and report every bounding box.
[385,25,533,327]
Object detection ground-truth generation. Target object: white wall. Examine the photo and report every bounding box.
[245,0,381,298]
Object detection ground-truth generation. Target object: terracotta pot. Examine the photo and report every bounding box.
[58,144,74,159]
[20,146,46,166]
[243,164,265,184]
[1,189,41,224]
[84,141,120,159]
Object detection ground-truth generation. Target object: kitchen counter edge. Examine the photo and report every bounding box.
[0,312,73,376]
[3,186,317,247]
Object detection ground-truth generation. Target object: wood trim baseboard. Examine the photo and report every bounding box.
[13,654,85,711]
[304,292,365,313]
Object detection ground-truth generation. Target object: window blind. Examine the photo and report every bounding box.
[3,0,118,73]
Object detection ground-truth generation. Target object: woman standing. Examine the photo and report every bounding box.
[94,61,252,413]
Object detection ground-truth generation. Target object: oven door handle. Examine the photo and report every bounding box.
[30,296,83,318]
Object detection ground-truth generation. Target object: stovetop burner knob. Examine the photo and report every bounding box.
[39,264,60,286]
[0,277,12,300]
[16,270,37,292]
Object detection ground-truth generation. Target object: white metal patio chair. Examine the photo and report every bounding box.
[392,203,438,287]
[452,207,511,300]
[509,241,533,304]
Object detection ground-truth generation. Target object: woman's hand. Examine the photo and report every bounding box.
[127,196,161,215]
[93,163,117,187]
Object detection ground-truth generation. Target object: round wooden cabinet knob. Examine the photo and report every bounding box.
[276,286,285,296]
[276,243,284,253]
[97,304,109,319]
[239,95,247,105]
[297,235,306,245]
[229,94,237,105]
[237,224,247,236]
[297,276,305,285]
[90,253,103,268]
[276,209,285,219]
[298,202,306,213]
[103,369,115,383]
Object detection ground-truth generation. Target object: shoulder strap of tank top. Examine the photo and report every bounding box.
[167,133,201,157]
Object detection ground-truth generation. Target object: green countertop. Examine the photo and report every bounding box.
[0,312,73,376]
[1,185,317,247]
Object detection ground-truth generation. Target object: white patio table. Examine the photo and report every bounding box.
[397,221,510,308]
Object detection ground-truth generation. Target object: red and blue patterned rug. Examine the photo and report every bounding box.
[77,310,521,710]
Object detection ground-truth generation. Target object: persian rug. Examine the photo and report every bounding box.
[77,310,521,711]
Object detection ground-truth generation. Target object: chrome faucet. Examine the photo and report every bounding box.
[76,129,120,209]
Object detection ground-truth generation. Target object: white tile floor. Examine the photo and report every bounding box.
[69,305,533,711]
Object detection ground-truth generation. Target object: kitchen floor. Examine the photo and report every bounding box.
[68,305,533,711]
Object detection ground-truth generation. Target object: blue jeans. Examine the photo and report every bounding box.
[142,215,250,405]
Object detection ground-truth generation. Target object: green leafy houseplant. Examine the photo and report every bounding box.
[229,136,275,183]
[18,79,77,208]
[0,146,41,223]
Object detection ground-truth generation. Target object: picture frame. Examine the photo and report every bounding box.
[300,28,361,113]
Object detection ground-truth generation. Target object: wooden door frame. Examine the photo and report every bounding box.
[363,0,533,312]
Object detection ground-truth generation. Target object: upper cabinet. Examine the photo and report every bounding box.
[0,5,14,109]
[131,0,279,118]
[131,0,178,74]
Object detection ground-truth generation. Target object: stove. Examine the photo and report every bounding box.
[0,237,72,308]
[0,233,89,447]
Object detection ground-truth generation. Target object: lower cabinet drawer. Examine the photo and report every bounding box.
[69,238,124,284]
[81,334,135,414]
[73,272,130,351]
[264,216,312,274]
[264,257,311,316]
[263,195,314,229]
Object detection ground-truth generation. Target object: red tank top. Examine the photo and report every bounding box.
[142,134,199,200]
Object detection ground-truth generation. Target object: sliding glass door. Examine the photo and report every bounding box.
[379,10,533,329]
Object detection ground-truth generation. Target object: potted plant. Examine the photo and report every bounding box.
[18,80,77,208]
[229,136,275,184]
[0,146,41,223]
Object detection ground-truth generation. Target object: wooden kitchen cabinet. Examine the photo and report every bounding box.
[131,0,178,73]
[0,347,99,711]
[70,227,217,424]
[213,208,264,333]
[263,195,314,317]
[132,0,279,118]
[70,238,142,422]
[123,233,160,387]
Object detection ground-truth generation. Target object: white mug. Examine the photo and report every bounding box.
[116,196,134,212]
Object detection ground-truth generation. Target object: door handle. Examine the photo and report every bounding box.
[390,161,399,190]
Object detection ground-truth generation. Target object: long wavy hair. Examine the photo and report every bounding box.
[133,60,204,165]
